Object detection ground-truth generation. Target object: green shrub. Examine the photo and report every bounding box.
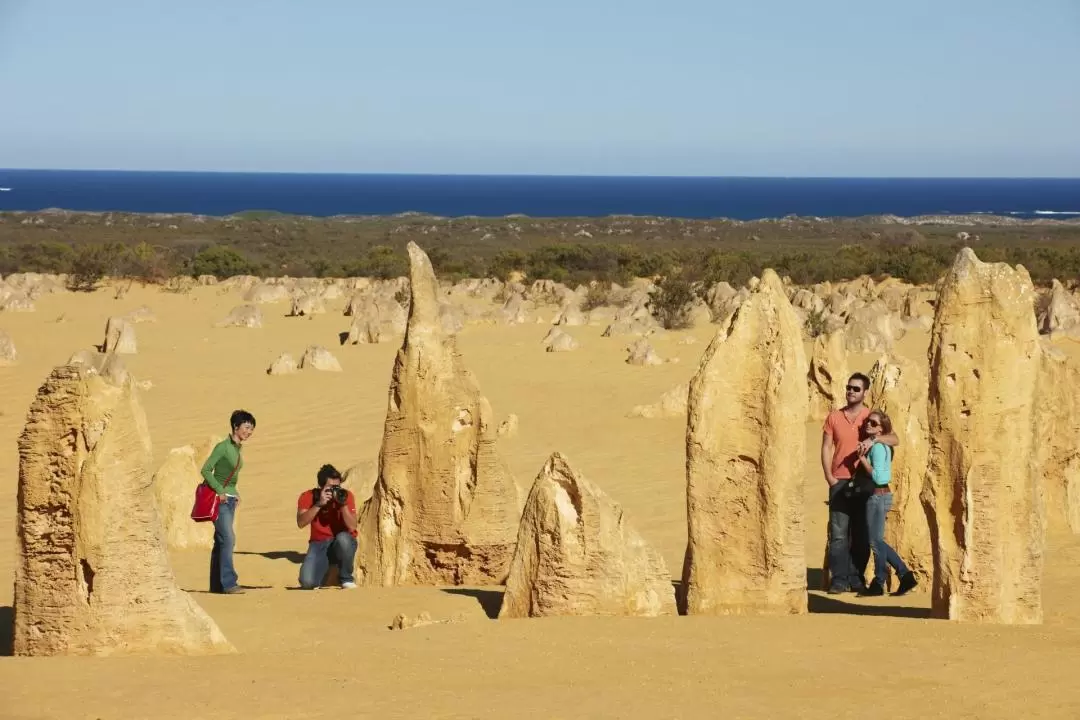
[190,246,255,279]
[648,275,698,330]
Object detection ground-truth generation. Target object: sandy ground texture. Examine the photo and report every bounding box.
[2,284,1080,719]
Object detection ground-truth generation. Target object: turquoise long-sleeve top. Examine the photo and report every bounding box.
[200,438,243,496]
[869,442,892,486]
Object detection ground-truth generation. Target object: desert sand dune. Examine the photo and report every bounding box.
[2,268,1080,718]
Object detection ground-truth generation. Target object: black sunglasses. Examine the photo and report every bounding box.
[866,419,880,427]
[846,385,864,392]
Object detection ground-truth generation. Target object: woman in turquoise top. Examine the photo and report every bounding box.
[200,409,256,594]
[857,411,918,597]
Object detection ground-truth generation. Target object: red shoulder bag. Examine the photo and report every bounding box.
[190,457,239,523]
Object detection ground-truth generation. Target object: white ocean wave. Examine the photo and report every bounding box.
[1034,210,1080,215]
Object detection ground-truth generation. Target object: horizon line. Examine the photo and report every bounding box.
[2,167,1079,181]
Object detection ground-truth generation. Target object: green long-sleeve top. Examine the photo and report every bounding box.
[200,438,244,496]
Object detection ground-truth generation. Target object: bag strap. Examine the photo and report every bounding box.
[208,446,241,493]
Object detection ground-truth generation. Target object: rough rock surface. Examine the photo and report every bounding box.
[867,353,932,591]
[807,329,848,419]
[0,329,17,364]
[14,360,233,655]
[681,269,809,616]
[152,437,219,549]
[844,302,905,353]
[216,305,262,328]
[922,248,1044,624]
[1035,343,1080,535]
[267,352,299,375]
[355,242,523,586]
[300,346,342,372]
[1037,279,1080,338]
[500,453,675,618]
[497,414,520,438]
[103,317,137,355]
[628,383,688,419]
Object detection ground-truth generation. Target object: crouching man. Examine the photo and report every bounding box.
[296,464,358,590]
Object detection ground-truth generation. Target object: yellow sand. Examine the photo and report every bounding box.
[1,284,1079,719]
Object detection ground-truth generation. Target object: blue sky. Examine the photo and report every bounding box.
[1,0,1078,176]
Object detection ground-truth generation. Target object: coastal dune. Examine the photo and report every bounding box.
[2,266,1080,718]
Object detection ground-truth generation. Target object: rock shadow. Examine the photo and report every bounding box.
[0,606,11,656]
[807,593,932,619]
[236,550,306,565]
[442,588,503,619]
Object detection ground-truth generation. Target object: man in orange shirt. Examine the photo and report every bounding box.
[296,464,359,590]
[821,373,899,594]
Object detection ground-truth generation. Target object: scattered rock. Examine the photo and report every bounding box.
[215,305,263,328]
[628,383,688,419]
[500,452,675,618]
[625,338,665,366]
[300,346,342,372]
[0,329,16,365]
[125,305,157,323]
[497,414,519,438]
[152,438,219,550]
[288,294,326,317]
[103,317,137,355]
[542,327,579,352]
[267,353,299,375]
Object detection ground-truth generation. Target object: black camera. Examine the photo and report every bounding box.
[329,485,348,505]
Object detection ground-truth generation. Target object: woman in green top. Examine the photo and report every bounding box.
[201,409,256,594]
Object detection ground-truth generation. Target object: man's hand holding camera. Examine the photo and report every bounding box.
[297,479,357,533]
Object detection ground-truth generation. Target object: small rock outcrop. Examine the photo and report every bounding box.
[542,327,579,352]
[1037,279,1080,338]
[681,270,809,616]
[922,249,1045,624]
[103,317,137,355]
[267,353,299,375]
[625,339,665,366]
[807,329,848,419]
[288,294,326,317]
[0,329,16,365]
[355,243,523,586]
[628,383,688,419]
[216,305,263,328]
[497,414,519,438]
[300,346,342,372]
[1035,344,1080,535]
[152,438,219,549]
[500,453,675,618]
[125,306,157,324]
[14,360,233,655]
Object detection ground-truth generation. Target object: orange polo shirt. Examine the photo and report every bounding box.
[823,407,870,480]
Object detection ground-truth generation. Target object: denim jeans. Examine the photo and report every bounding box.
[210,496,239,593]
[827,481,870,591]
[866,492,909,586]
[299,531,358,589]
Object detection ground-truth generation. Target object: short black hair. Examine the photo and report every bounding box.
[317,463,343,487]
[230,409,256,429]
[848,373,871,391]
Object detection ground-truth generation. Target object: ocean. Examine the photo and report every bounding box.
[0,169,1078,220]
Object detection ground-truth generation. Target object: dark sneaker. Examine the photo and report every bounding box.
[827,584,849,595]
[892,571,918,596]
[223,586,246,595]
[859,579,885,596]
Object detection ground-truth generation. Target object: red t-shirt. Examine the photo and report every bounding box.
[297,488,357,542]
[823,407,871,480]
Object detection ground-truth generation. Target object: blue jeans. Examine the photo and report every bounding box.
[866,492,909,586]
[210,496,239,592]
[299,532,358,589]
[828,481,870,591]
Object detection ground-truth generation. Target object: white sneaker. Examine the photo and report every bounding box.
[341,581,357,590]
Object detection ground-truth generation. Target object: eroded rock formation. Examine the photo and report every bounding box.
[216,305,262,328]
[300,345,342,372]
[500,452,675,618]
[542,327,579,352]
[152,437,219,549]
[681,269,809,615]
[267,352,299,375]
[355,242,522,586]
[922,248,1045,624]
[628,382,688,419]
[15,359,233,655]
[867,353,932,591]
[807,329,848,419]
[1035,343,1080,535]
[103,317,137,355]
[0,329,17,365]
